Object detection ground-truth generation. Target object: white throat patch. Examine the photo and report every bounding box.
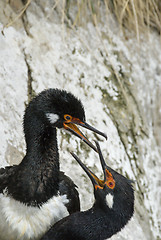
[46,113,59,124]
[0,193,69,240]
[106,193,114,209]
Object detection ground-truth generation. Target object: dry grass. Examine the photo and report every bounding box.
[2,0,32,30]
[3,0,161,38]
[64,0,161,38]
[106,0,161,37]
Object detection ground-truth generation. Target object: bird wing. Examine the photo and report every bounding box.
[0,165,17,193]
[59,171,80,214]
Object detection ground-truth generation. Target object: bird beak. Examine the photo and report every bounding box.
[94,140,107,180]
[63,118,107,152]
[71,141,115,190]
[70,152,104,189]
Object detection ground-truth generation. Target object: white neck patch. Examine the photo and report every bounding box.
[106,193,114,209]
[0,193,69,240]
[46,113,59,124]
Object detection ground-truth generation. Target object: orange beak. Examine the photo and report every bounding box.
[71,141,115,190]
[63,117,107,152]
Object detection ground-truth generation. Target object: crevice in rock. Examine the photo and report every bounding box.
[21,6,34,104]
[24,52,35,104]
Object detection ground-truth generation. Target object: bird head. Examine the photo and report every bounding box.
[25,89,107,152]
[71,141,134,218]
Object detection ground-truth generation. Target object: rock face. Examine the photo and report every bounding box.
[0,1,160,239]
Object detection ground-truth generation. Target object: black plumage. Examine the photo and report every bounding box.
[41,141,134,240]
[0,89,107,239]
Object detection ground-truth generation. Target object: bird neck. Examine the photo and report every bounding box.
[84,205,132,239]
[90,199,133,238]
[24,111,59,165]
[26,125,58,164]
[18,113,60,205]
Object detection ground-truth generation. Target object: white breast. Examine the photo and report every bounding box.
[0,193,69,240]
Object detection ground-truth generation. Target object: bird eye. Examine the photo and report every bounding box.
[105,170,115,189]
[64,114,72,121]
[108,182,114,189]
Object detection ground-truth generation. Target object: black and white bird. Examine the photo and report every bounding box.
[0,89,107,240]
[41,141,134,240]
